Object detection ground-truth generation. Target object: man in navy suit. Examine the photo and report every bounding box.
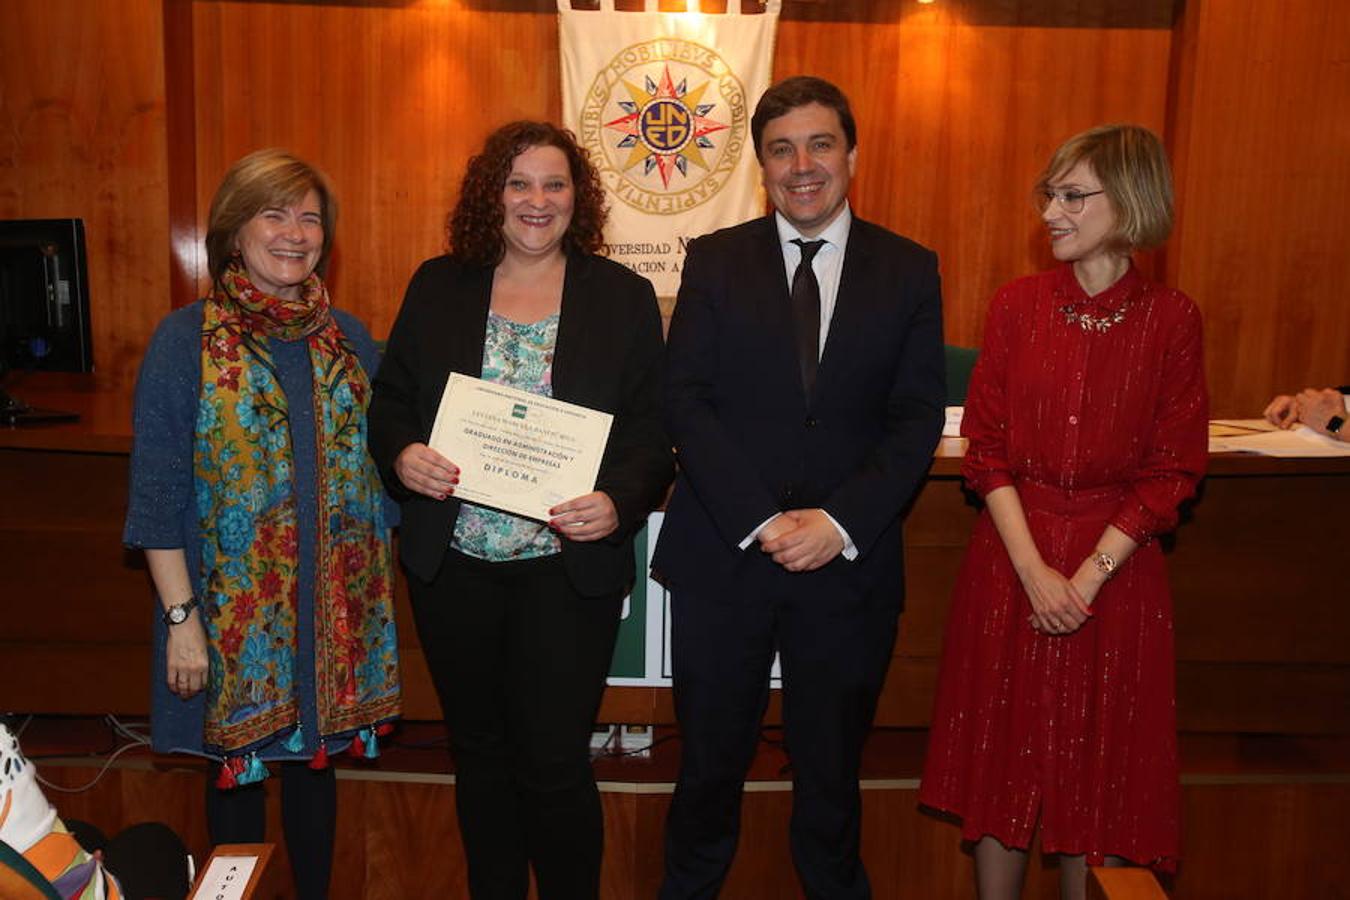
[654,76,946,899]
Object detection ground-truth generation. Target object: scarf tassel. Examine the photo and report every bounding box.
[350,727,380,760]
[364,727,380,760]
[309,743,330,771]
[283,725,305,754]
[235,753,270,786]
[215,755,260,790]
[214,758,240,790]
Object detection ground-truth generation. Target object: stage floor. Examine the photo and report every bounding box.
[12,717,1350,899]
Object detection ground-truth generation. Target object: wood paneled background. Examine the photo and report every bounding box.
[1,0,1347,412]
[0,0,171,387]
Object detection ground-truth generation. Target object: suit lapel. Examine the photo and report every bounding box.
[752,215,793,324]
[444,264,492,383]
[552,253,587,403]
[749,216,808,405]
[816,218,874,394]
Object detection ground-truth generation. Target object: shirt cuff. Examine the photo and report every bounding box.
[740,511,857,561]
[739,514,782,550]
[821,511,857,561]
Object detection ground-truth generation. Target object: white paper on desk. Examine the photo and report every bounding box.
[1209,425,1350,457]
[191,856,257,900]
[943,406,964,438]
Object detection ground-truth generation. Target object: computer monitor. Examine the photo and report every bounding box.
[0,218,93,372]
[0,218,93,423]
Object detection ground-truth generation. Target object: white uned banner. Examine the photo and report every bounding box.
[558,0,781,296]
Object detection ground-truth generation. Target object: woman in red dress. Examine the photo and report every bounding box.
[919,124,1208,898]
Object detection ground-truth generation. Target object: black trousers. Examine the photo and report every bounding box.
[659,561,900,900]
[205,762,336,900]
[409,550,624,900]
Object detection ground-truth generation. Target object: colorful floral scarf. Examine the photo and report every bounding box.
[195,258,399,755]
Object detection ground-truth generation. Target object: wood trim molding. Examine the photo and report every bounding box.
[163,0,200,309]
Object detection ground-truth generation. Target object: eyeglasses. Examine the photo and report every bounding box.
[1037,189,1105,214]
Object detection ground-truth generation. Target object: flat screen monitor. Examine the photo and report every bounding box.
[1,218,92,424]
[0,218,93,374]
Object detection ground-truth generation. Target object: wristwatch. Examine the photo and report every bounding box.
[163,596,199,626]
[1090,550,1118,578]
[1328,415,1345,436]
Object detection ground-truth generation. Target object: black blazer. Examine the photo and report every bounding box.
[652,214,945,603]
[368,252,673,596]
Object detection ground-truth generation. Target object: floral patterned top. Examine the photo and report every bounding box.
[451,312,564,561]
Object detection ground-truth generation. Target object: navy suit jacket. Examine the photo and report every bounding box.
[652,214,945,604]
[368,252,673,596]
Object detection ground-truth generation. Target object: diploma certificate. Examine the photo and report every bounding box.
[428,373,614,521]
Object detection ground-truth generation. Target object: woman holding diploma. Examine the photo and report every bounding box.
[919,125,1207,898]
[369,120,672,899]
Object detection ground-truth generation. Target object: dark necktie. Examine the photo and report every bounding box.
[790,238,825,395]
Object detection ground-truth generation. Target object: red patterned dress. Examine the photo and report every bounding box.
[919,263,1207,872]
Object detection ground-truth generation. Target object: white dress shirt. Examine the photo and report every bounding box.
[738,204,858,560]
[776,204,852,359]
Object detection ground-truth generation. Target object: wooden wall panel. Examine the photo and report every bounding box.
[164,0,202,310]
[773,6,1174,349]
[3,0,1344,411]
[1165,0,1350,416]
[179,2,1176,360]
[0,0,172,388]
[189,0,563,339]
[1178,783,1350,900]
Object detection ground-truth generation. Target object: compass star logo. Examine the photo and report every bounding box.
[580,38,749,215]
[605,64,729,189]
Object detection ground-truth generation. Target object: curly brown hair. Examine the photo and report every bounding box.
[448,121,609,267]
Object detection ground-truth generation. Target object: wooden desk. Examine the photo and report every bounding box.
[4,377,1348,732]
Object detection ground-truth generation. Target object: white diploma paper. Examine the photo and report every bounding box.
[429,373,614,521]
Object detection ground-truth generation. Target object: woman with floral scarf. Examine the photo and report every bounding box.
[124,149,399,899]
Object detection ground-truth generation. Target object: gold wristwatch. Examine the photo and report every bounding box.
[1090,550,1118,578]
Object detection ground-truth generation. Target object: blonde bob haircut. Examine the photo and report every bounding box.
[204,148,338,288]
[1036,124,1174,252]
